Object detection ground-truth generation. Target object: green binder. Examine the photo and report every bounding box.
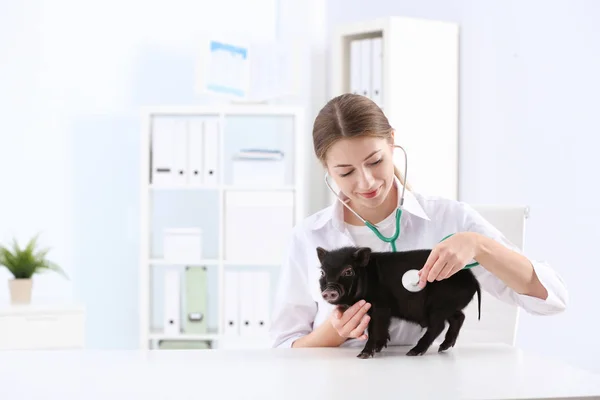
[184,266,208,334]
[158,340,211,350]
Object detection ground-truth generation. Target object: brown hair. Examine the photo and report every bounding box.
[312,93,409,188]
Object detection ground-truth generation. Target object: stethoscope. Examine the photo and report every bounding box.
[324,144,479,292]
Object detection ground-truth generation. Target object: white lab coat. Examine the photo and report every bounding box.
[269,182,568,349]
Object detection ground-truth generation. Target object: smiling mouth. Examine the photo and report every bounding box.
[359,186,380,199]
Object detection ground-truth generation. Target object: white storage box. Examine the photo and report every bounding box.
[163,228,203,263]
[232,159,285,186]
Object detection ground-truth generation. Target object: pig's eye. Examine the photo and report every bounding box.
[342,268,354,277]
[320,269,325,277]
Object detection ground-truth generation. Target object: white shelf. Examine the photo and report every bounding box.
[149,330,220,342]
[223,260,282,267]
[149,184,296,192]
[149,259,220,266]
[148,259,281,267]
[140,104,305,350]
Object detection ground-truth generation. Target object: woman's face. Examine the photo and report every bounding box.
[325,136,396,210]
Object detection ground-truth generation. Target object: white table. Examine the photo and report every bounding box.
[0,344,599,399]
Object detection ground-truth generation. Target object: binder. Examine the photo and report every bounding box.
[158,340,210,350]
[203,119,219,186]
[252,271,270,335]
[360,38,372,98]
[223,270,239,335]
[239,271,255,336]
[163,268,181,335]
[183,266,208,334]
[172,120,188,185]
[371,37,383,107]
[151,117,177,185]
[187,119,204,185]
[350,39,361,95]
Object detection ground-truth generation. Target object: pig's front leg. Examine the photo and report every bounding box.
[357,307,391,359]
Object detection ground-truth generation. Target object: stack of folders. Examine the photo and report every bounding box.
[151,117,219,186]
[349,37,383,108]
[223,270,270,337]
[232,149,285,186]
[163,266,209,337]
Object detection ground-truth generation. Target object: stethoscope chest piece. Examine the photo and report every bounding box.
[402,269,424,292]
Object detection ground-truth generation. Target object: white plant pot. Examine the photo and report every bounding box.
[9,279,32,305]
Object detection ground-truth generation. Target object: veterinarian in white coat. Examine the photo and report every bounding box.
[269,93,568,349]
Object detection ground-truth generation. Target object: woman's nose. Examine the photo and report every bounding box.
[357,168,375,189]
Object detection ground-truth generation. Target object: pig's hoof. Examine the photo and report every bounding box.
[438,342,454,353]
[406,348,425,356]
[357,351,373,359]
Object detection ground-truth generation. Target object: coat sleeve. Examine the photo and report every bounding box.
[459,203,568,316]
[269,227,318,348]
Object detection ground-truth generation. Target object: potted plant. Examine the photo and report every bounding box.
[0,234,68,305]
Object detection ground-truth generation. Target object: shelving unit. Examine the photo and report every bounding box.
[330,16,459,201]
[139,105,305,350]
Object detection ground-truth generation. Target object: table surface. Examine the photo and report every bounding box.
[0,343,599,400]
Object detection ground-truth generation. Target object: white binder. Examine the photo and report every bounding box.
[371,37,383,107]
[224,191,294,263]
[252,271,270,335]
[360,38,372,98]
[187,119,204,185]
[172,119,188,186]
[151,117,177,185]
[203,119,219,186]
[350,39,361,95]
[223,270,239,335]
[163,268,181,335]
[239,271,255,336]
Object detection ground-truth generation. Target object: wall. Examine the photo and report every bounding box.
[325,0,600,373]
[0,0,296,348]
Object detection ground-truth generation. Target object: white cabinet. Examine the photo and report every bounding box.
[331,16,459,200]
[0,304,85,350]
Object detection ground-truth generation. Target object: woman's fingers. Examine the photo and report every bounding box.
[338,300,365,326]
[438,261,457,280]
[341,302,371,337]
[419,251,439,287]
[427,255,450,282]
[334,301,371,338]
[348,314,371,339]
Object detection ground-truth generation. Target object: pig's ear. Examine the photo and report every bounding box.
[316,247,328,264]
[353,247,371,267]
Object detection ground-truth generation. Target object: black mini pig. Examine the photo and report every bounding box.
[316,246,481,358]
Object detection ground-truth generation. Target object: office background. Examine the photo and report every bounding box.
[0,0,597,375]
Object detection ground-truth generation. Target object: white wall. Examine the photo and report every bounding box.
[0,0,287,348]
[326,0,600,373]
[0,0,329,349]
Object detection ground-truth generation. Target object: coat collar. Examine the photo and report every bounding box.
[310,176,431,232]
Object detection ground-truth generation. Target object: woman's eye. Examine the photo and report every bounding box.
[369,158,382,166]
[340,170,353,177]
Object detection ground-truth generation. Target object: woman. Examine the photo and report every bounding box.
[269,93,568,349]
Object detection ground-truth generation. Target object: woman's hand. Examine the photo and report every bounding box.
[329,300,371,340]
[418,232,480,287]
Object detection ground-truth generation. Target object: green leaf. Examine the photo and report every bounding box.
[0,234,67,280]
